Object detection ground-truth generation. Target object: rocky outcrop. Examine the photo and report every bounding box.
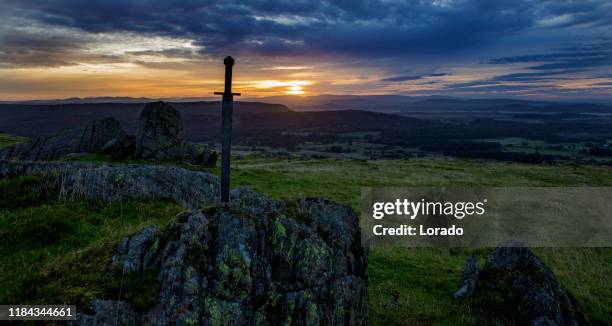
[77,189,368,325]
[0,159,218,207]
[0,117,127,161]
[1,102,216,166]
[135,101,185,160]
[456,245,586,325]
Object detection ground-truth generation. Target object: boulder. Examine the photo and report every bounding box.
[77,190,368,325]
[134,101,217,167]
[102,135,135,160]
[0,117,126,161]
[456,245,586,325]
[135,102,185,161]
[79,117,128,153]
[182,142,217,166]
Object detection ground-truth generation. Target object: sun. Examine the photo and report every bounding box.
[286,84,306,95]
[250,80,312,96]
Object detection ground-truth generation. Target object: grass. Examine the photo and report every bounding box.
[225,155,612,209]
[0,176,182,310]
[221,155,612,324]
[0,133,28,149]
[0,154,611,324]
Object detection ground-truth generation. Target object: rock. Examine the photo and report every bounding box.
[453,255,479,298]
[456,245,586,325]
[134,101,217,167]
[1,102,215,166]
[0,117,126,161]
[102,135,135,160]
[78,195,368,325]
[111,226,162,273]
[0,160,219,208]
[182,142,217,167]
[79,117,128,153]
[135,102,185,161]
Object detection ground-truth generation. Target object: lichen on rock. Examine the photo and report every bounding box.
[75,192,368,325]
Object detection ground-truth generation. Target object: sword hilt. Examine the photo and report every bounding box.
[214,92,241,96]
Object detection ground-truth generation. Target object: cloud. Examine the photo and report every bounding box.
[4,0,611,60]
[488,38,612,71]
[1,0,611,99]
[380,73,448,82]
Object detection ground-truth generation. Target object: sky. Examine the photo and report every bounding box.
[0,0,611,101]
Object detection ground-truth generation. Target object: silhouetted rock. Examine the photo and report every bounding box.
[456,245,586,325]
[135,102,185,160]
[81,193,368,325]
[134,102,216,167]
[1,102,216,166]
[0,117,126,161]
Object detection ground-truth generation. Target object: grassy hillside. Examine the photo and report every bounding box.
[222,156,612,325]
[1,153,610,324]
[225,156,612,208]
[0,133,28,148]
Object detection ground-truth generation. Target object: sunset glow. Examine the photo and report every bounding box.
[0,1,610,101]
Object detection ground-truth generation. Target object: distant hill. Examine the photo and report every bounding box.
[4,95,611,114]
[0,101,291,139]
[0,96,218,105]
[256,95,612,114]
[257,94,448,112]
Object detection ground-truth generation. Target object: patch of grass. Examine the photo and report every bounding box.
[0,133,28,148]
[0,177,182,308]
[0,175,55,210]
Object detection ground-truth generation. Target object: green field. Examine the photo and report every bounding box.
[1,152,611,324]
[223,156,612,324]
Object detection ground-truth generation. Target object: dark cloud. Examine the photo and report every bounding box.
[445,83,556,93]
[380,73,447,82]
[527,54,612,70]
[487,38,612,71]
[492,70,582,82]
[477,38,612,90]
[3,0,611,60]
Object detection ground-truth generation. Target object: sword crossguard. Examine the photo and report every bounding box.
[214,92,241,96]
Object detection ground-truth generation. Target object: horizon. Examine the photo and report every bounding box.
[3,94,612,106]
[1,1,611,101]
